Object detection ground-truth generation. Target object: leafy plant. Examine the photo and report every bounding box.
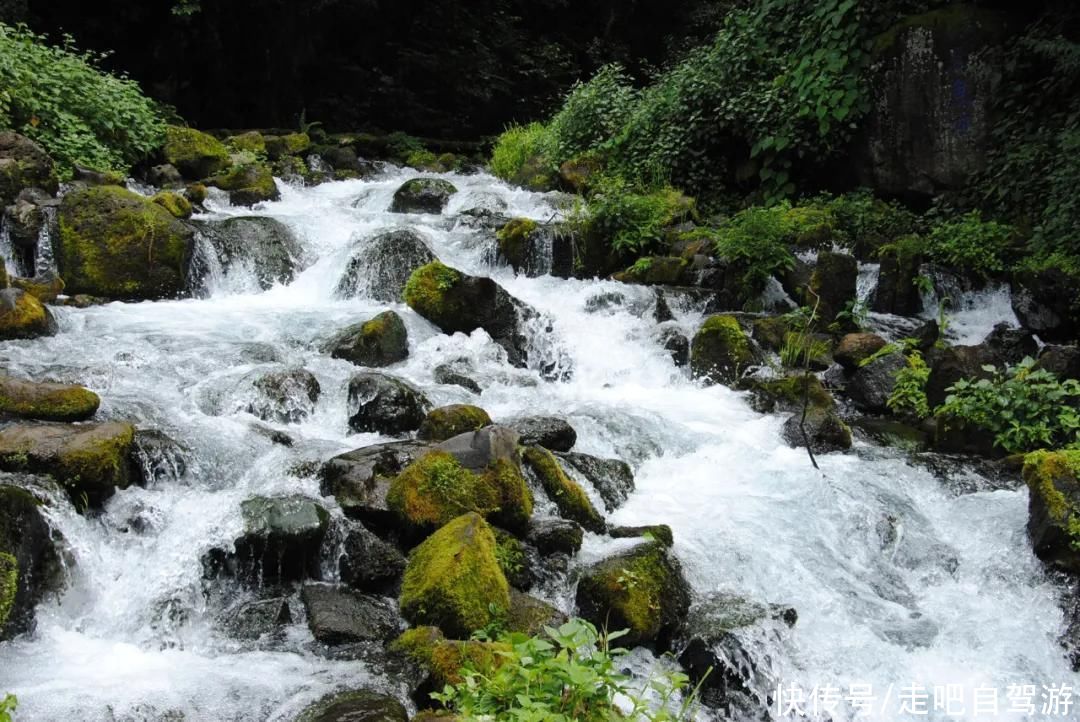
[546,64,638,162]
[710,204,798,295]
[812,189,918,254]
[939,358,1080,453]
[0,22,166,176]
[924,211,1015,278]
[490,123,553,183]
[0,693,15,722]
[887,350,931,420]
[431,618,705,721]
[573,176,694,255]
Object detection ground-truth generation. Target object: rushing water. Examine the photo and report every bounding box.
[0,168,1075,721]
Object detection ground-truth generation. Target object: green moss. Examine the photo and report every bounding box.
[748,375,835,411]
[57,185,192,299]
[206,163,279,205]
[418,404,493,442]
[56,423,135,493]
[0,289,51,340]
[752,316,792,351]
[226,131,266,155]
[151,191,193,219]
[0,551,15,630]
[399,512,511,638]
[783,205,836,248]
[690,315,754,384]
[619,256,689,285]
[496,218,538,270]
[403,261,464,317]
[0,380,99,422]
[393,626,509,688]
[406,149,441,171]
[11,274,64,303]
[387,451,532,533]
[163,126,230,178]
[265,133,311,160]
[522,446,604,533]
[1023,451,1080,524]
[185,183,208,205]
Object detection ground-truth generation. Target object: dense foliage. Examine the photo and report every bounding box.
[0,694,14,722]
[887,350,931,420]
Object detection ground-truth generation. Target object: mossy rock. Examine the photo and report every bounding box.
[391,625,509,688]
[0,483,65,639]
[834,332,888,371]
[226,131,267,155]
[0,131,59,204]
[609,524,675,548]
[390,178,458,214]
[206,163,279,206]
[781,407,852,454]
[264,132,311,160]
[575,541,691,647]
[163,126,230,179]
[326,310,409,368]
[807,251,858,324]
[739,374,835,414]
[752,316,793,352]
[295,689,407,722]
[152,191,193,220]
[185,183,208,205]
[399,512,511,637]
[0,288,57,340]
[12,272,64,304]
[0,377,99,422]
[1023,451,1080,573]
[506,589,567,635]
[417,404,492,442]
[387,450,532,534]
[522,446,604,533]
[617,257,691,286]
[690,315,755,385]
[0,422,136,505]
[496,218,538,272]
[57,185,194,300]
[558,153,604,193]
[0,552,15,631]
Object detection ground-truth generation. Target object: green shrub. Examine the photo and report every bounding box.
[939,357,1080,453]
[490,122,553,182]
[813,190,918,253]
[546,64,638,162]
[431,618,703,721]
[710,204,799,294]
[573,176,694,255]
[0,23,166,176]
[887,350,931,420]
[924,211,1016,277]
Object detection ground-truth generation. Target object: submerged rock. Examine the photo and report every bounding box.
[325,310,409,368]
[389,178,457,214]
[0,377,99,422]
[335,229,437,302]
[347,372,430,434]
[301,583,400,645]
[507,416,576,452]
[0,480,65,639]
[554,451,635,512]
[0,288,57,340]
[193,216,306,290]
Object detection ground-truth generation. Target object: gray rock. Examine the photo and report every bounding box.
[339,524,406,593]
[301,583,401,645]
[221,597,292,640]
[847,352,906,414]
[324,311,408,368]
[526,518,583,556]
[248,367,321,423]
[319,440,432,533]
[507,416,576,452]
[389,178,457,214]
[433,364,482,394]
[436,425,521,472]
[192,216,307,290]
[335,229,437,302]
[347,373,430,434]
[781,407,852,453]
[556,452,635,512]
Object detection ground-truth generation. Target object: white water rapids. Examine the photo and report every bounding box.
[0,168,1075,721]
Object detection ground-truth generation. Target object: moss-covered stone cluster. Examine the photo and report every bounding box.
[690,315,755,384]
[1023,450,1080,572]
[0,377,100,422]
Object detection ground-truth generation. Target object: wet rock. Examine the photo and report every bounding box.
[435,426,520,472]
[739,374,836,415]
[575,541,690,648]
[347,372,430,435]
[325,311,409,368]
[162,126,230,179]
[657,325,690,367]
[1036,345,1080,381]
[132,429,189,486]
[851,418,929,451]
[0,480,65,639]
[220,596,291,640]
[248,367,321,423]
[0,132,58,205]
[206,163,280,206]
[584,291,626,314]
[403,261,539,368]
[872,244,923,315]
[319,440,432,533]
[554,451,635,512]
[295,689,408,722]
[399,513,510,638]
[2,188,50,252]
[301,583,400,645]
[781,407,852,453]
[526,518,583,556]
[0,422,136,505]
[506,590,567,635]
[11,271,65,303]
[609,524,674,547]
[834,332,888,371]
[147,163,184,189]
[433,364,481,394]
[339,524,406,594]
[846,351,906,414]
[0,287,57,340]
[507,416,576,452]
[389,178,457,214]
[1012,267,1080,342]
[417,404,492,442]
[1023,451,1080,573]
[691,315,757,385]
[496,218,575,278]
[0,377,99,422]
[193,216,306,290]
[523,446,604,533]
[336,229,438,302]
[808,251,858,323]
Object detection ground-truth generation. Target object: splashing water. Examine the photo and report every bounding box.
[0,167,1073,721]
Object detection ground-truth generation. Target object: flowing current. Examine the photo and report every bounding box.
[0,168,1075,721]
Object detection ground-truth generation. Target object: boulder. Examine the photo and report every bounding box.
[846,351,906,414]
[391,626,508,692]
[781,407,852,453]
[872,243,923,315]
[0,288,57,340]
[0,481,65,639]
[295,690,408,722]
[247,367,320,423]
[739,374,836,415]
[690,315,756,385]
[522,446,604,533]
[834,333,889,371]
[162,126,231,179]
[526,518,584,556]
[301,583,400,645]
[496,218,574,278]
[207,495,329,583]
[399,513,510,637]
[506,589,567,635]
[12,271,65,303]
[506,416,576,452]
[433,364,482,394]
[335,229,437,302]
[339,524,407,594]
[151,191,193,219]
[347,373,430,434]
[0,377,99,422]
[2,188,52,251]
[0,132,58,205]
[387,450,532,534]
[192,216,305,291]
[57,185,194,299]
[205,163,280,206]
[147,163,184,189]
[1012,267,1080,343]
[220,596,291,641]
[657,326,690,367]
[325,311,409,368]
[496,217,539,272]
[435,426,521,472]
[389,178,457,214]
[0,422,135,505]
[617,257,691,286]
[1023,451,1080,573]
[807,251,857,323]
[225,131,266,155]
[554,452,635,512]
[1036,345,1080,381]
[923,327,1034,409]
[264,132,311,161]
[417,404,492,442]
[319,440,432,533]
[575,541,690,647]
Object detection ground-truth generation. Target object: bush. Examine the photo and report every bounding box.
[887,350,931,420]
[0,23,166,176]
[490,122,553,182]
[545,64,638,162]
[573,176,694,255]
[938,357,1080,454]
[709,204,800,294]
[813,189,918,254]
[924,211,1016,278]
[431,618,702,721]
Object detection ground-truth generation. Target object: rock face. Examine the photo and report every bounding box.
[0,288,57,340]
[1012,267,1080,343]
[347,373,430,434]
[326,311,409,368]
[209,495,329,583]
[399,513,510,638]
[0,377,100,422]
[507,416,576,452]
[301,583,400,645]
[855,7,1010,198]
[0,422,136,504]
[57,185,194,299]
[0,481,65,639]
[417,404,492,442]
[555,452,635,512]
[335,229,437,302]
[575,541,690,647]
[247,367,321,423]
[320,440,432,534]
[0,132,58,205]
[193,216,306,290]
[295,690,408,722]
[389,178,457,214]
[1023,451,1080,573]
[403,262,537,367]
[690,315,756,385]
[162,126,230,179]
[522,447,604,533]
[847,351,906,413]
